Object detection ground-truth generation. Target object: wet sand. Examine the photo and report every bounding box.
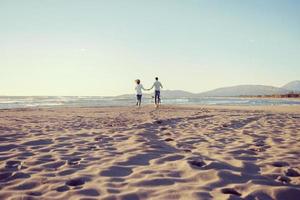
[0,105,299,200]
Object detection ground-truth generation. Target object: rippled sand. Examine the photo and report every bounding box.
[0,105,299,200]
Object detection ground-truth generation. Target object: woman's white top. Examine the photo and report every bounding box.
[135,84,146,95]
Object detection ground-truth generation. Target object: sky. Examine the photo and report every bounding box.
[0,0,299,96]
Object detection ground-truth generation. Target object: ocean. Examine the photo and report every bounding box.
[0,96,300,109]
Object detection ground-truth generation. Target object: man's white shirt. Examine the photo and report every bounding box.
[151,81,163,91]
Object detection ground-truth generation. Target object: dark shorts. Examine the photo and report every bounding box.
[155,90,160,103]
[155,90,160,96]
[155,90,160,98]
[136,94,142,101]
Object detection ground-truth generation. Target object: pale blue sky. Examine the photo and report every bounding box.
[1,0,299,96]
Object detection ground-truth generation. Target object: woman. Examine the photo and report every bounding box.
[135,79,147,107]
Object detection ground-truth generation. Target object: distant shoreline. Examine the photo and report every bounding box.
[238,93,300,99]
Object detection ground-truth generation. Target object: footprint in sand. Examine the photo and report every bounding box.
[26,191,42,197]
[107,188,120,194]
[221,188,241,196]
[188,160,206,168]
[22,139,53,146]
[155,120,163,124]
[13,181,39,190]
[56,185,70,192]
[76,188,100,197]
[249,147,265,152]
[276,175,291,184]
[271,161,289,167]
[285,168,300,177]
[228,149,257,156]
[58,169,77,176]
[67,157,81,165]
[94,136,113,144]
[5,160,22,171]
[66,177,86,186]
[0,172,12,181]
[9,172,31,181]
[164,138,174,142]
[100,166,133,177]
[0,144,18,152]
[155,155,184,164]
[160,127,168,131]
[254,142,265,147]
[42,161,65,171]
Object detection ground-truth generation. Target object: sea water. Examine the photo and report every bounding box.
[0,96,300,109]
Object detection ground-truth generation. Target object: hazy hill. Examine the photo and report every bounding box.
[117,81,299,98]
[282,80,300,92]
[159,90,195,98]
[197,85,290,97]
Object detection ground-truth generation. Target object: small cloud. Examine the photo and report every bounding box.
[249,39,255,43]
[80,48,87,52]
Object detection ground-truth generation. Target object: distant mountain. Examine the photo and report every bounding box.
[196,85,290,97]
[117,81,299,98]
[282,80,300,92]
[159,90,195,98]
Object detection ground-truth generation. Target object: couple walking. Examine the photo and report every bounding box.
[135,77,163,107]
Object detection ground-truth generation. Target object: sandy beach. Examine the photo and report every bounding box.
[0,105,299,200]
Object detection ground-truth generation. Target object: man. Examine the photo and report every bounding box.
[148,77,163,107]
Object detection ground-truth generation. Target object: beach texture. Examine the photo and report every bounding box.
[0,105,300,200]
